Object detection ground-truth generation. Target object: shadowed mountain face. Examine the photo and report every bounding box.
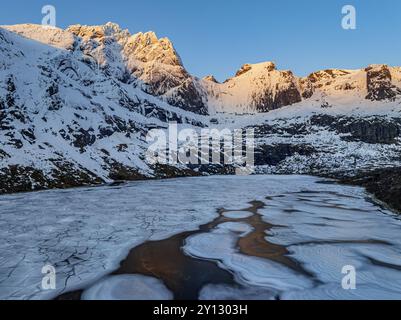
[1,23,401,194]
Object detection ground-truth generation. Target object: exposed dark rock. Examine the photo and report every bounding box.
[108,162,148,181]
[252,123,310,136]
[307,69,351,86]
[118,92,141,112]
[20,128,36,143]
[116,144,128,152]
[59,129,71,141]
[299,78,314,99]
[0,149,10,159]
[235,64,254,77]
[151,164,203,179]
[166,80,208,115]
[0,164,103,194]
[340,167,401,213]
[254,77,302,112]
[365,65,401,101]
[50,160,104,189]
[9,138,23,149]
[73,128,96,151]
[46,82,59,96]
[310,114,401,144]
[254,144,316,166]
[98,126,115,138]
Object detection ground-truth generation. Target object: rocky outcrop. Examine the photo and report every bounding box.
[203,75,219,83]
[307,69,352,87]
[0,164,103,194]
[365,64,401,101]
[341,167,401,213]
[205,62,303,113]
[234,63,254,77]
[254,144,316,166]
[257,77,302,112]
[310,115,401,144]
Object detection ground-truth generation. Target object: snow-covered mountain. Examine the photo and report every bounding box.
[203,62,306,114]
[0,24,208,193]
[1,23,401,193]
[203,61,401,114]
[4,23,209,115]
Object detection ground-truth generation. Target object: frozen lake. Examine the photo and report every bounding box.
[0,175,401,300]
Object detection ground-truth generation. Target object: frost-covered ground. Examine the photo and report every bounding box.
[1,175,401,300]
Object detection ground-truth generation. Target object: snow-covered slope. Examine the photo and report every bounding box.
[3,23,208,115]
[0,25,207,192]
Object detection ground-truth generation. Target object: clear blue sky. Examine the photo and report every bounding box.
[1,0,400,81]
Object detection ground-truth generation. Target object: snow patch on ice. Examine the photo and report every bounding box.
[82,275,173,300]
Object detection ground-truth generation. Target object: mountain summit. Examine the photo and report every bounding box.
[3,23,208,115]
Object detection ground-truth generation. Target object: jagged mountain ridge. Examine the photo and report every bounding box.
[1,23,401,194]
[4,23,209,115]
[4,23,401,116]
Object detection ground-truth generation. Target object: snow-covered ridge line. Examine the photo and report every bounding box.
[3,23,401,116]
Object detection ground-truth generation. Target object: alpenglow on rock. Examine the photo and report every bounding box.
[3,23,209,115]
[3,23,401,116]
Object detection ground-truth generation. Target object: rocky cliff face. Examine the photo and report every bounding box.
[203,62,304,113]
[365,64,401,101]
[305,65,401,106]
[310,115,401,144]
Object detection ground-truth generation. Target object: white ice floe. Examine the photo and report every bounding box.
[184,222,315,293]
[82,275,173,300]
[222,211,254,219]
[185,184,401,300]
